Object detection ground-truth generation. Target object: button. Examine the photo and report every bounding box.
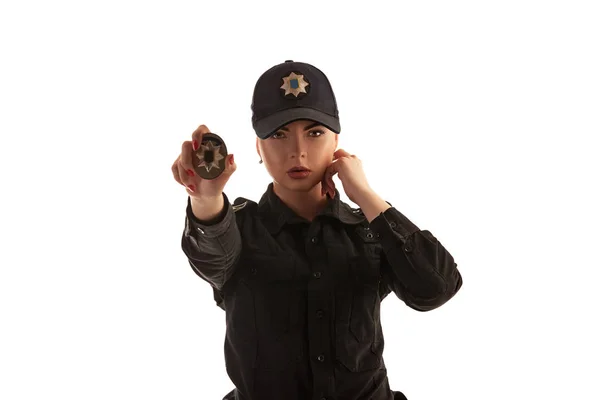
[390,221,397,228]
[404,242,413,252]
[366,232,374,239]
[313,271,321,279]
[311,236,318,244]
[317,354,325,362]
[316,309,324,318]
[250,267,257,274]
[196,227,205,235]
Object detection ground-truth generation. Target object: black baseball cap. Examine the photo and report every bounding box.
[251,60,341,139]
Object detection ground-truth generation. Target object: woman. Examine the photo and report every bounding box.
[172,60,462,400]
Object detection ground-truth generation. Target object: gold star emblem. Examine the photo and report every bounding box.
[196,140,224,172]
[280,72,309,97]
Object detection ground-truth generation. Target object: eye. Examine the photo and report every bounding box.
[309,129,325,137]
[271,131,286,139]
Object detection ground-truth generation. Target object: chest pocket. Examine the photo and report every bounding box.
[335,226,384,372]
[239,252,295,335]
[238,252,298,371]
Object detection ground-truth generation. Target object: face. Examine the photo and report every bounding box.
[256,119,338,193]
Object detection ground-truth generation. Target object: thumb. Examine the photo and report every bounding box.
[210,153,236,190]
[220,153,237,178]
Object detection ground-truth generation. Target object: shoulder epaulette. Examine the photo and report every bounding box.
[232,201,248,212]
[232,197,252,212]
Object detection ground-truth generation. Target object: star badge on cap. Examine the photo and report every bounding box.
[280,72,309,97]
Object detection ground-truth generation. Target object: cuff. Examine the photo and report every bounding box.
[185,193,233,238]
[369,207,420,245]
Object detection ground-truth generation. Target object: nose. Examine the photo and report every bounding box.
[289,135,307,159]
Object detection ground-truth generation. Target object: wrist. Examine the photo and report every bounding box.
[191,193,223,206]
[190,193,225,221]
[353,188,377,206]
[355,190,390,223]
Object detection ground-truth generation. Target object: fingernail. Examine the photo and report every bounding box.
[187,169,194,177]
[193,140,198,151]
[229,154,234,165]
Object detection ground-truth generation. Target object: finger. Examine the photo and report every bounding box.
[321,165,332,195]
[328,157,341,172]
[325,181,335,199]
[213,153,237,185]
[326,160,339,191]
[180,141,196,177]
[222,153,237,177]
[191,124,211,151]
[333,148,352,159]
[321,173,335,198]
[176,159,194,191]
[324,162,338,198]
[326,160,339,186]
[328,175,336,197]
[321,178,329,196]
[172,158,184,186]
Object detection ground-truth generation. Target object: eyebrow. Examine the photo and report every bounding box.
[279,122,322,132]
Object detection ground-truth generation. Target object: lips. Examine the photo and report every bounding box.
[287,166,311,173]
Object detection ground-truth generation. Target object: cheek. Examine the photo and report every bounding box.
[262,147,287,177]
[314,144,335,165]
[261,142,282,162]
[263,150,285,167]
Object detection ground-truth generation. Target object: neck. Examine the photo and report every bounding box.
[272,182,329,222]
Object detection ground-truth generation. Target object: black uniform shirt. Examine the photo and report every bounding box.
[181,183,462,400]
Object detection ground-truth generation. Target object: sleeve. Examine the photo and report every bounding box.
[181,192,242,292]
[369,207,463,312]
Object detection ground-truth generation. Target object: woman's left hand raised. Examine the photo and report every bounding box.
[321,148,374,204]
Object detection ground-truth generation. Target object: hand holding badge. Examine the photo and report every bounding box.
[193,133,228,180]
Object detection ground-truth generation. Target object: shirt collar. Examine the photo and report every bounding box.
[257,183,365,234]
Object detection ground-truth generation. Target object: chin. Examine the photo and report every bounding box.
[277,174,321,192]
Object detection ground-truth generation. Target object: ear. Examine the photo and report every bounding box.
[256,137,261,159]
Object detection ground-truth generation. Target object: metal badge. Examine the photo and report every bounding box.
[193,133,228,180]
[280,72,309,97]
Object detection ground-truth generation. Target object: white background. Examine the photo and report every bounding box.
[1,0,599,399]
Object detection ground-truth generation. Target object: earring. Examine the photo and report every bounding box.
[258,159,263,164]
